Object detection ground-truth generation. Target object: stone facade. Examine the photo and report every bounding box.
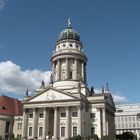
[22,19,116,140]
[115,103,140,139]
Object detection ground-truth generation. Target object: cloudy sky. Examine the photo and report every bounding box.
[0,0,140,104]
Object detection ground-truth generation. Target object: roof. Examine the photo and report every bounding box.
[0,95,23,116]
[57,27,80,42]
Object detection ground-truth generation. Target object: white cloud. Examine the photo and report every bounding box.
[0,0,8,10]
[112,94,128,105]
[0,61,51,96]
[94,88,128,104]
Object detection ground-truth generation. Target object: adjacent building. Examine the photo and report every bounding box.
[0,95,23,140]
[115,103,140,139]
[22,19,116,140]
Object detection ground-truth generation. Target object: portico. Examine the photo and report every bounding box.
[22,101,84,140]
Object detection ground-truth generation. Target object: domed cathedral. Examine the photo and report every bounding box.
[22,18,116,140]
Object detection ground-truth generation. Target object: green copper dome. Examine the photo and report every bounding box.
[57,27,80,42]
[57,18,80,42]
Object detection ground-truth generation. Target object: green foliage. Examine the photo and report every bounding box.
[70,135,84,140]
[102,135,112,140]
[86,134,99,140]
[116,131,138,140]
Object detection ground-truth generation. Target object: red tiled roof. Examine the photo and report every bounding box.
[0,95,23,116]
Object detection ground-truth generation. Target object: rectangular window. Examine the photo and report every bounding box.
[61,112,66,117]
[91,127,95,136]
[29,114,33,118]
[73,127,77,136]
[61,127,65,137]
[17,123,22,130]
[39,127,43,137]
[39,113,43,118]
[90,113,95,118]
[29,127,32,137]
[72,112,78,117]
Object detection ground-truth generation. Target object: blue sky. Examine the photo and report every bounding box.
[0,0,140,104]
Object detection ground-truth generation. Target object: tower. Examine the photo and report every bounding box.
[51,18,88,95]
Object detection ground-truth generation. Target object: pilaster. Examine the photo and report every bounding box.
[22,109,28,139]
[66,106,70,139]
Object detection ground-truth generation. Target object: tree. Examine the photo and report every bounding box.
[102,135,113,140]
[70,135,84,140]
[86,134,99,140]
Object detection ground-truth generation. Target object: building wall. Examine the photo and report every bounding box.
[0,120,6,139]
[115,104,140,139]
[13,116,23,139]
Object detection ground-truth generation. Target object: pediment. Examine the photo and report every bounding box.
[27,87,77,102]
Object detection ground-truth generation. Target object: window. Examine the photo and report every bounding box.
[117,110,123,112]
[69,71,72,79]
[39,113,43,118]
[61,127,65,137]
[91,127,95,136]
[5,121,10,133]
[69,44,73,47]
[132,116,135,121]
[39,127,43,137]
[29,114,33,118]
[72,112,78,117]
[73,127,77,136]
[17,134,22,139]
[29,127,32,137]
[63,44,66,47]
[17,123,22,130]
[90,113,95,118]
[129,116,131,121]
[61,112,66,117]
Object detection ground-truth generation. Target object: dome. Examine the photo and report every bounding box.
[57,18,80,42]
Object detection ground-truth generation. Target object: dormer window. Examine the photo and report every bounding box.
[0,106,6,110]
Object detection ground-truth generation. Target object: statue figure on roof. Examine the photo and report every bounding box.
[26,88,29,97]
[40,80,45,88]
[50,74,54,86]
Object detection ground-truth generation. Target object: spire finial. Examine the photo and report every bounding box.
[68,17,71,27]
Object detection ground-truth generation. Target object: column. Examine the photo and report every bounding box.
[78,106,82,136]
[102,108,107,136]
[22,109,28,139]
[52,63,55,80]
[84,63,86,81]
[81,62,84,80]
[106,112,108,135]
[57,60,61,80]
[53,107,58,140]
[43,108,47,139]
[66,107,70,139]
[65,58,68,79]
[74,59,77,79]
[33,108,38,139]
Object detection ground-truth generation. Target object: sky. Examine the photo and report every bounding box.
[0,0,140,104]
